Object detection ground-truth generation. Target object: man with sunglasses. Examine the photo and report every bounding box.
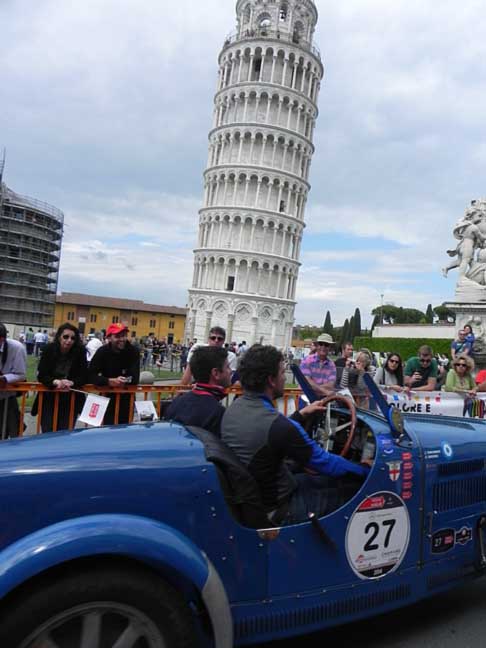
[450,329,472,360]
[181,326,236,385]
[299,333,337,398]
[404,345,438,391]
[0,322,27,439]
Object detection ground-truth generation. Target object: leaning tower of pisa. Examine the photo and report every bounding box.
[186,0,323,348]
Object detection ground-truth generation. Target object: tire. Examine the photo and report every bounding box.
[0,564,198,648]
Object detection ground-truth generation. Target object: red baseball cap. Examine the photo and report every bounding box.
[106,323,129,337]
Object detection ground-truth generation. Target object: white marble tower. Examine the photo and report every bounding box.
[186,0,323,347]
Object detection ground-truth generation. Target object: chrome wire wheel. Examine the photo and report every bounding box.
[20,601,167,648]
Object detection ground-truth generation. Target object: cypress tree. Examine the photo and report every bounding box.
[341,318,350,347]
[349,316,355,343]
[353,308,362,338]
[426,304,434,324]
[323,311,333,336]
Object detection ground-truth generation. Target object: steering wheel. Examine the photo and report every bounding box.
[318,394,357,457]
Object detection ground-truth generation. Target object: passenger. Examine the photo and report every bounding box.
[0,322,27,439]
[299,334,336,398]
[450,329,472,360]
[334,342,354,388]
[340,351,374,408]
[85,331,104,363]
[89,323,140,425]
[463,324,476,352]
[181,326,236,385]
[404,345,438,391]
[373,353,406,393]
[435,361,448,391]
[166,347,231,436]
[444,354,476,396]
[221,345,370,526]
[32,323,88,433]
[359,347,377,370]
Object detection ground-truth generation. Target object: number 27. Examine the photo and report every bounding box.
[364,519,396,551]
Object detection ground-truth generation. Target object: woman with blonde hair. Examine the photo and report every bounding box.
[340,351,374,408]
[444,353,476,396]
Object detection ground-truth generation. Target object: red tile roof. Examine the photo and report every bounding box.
[57,292,187,316]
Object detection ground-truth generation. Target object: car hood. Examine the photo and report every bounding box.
[0,421,206,476]
[0,422,218,552]
[404,414,486,464]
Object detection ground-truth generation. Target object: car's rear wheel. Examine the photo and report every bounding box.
[0,565,198,648]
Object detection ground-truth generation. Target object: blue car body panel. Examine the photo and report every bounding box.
[0,514,210,598]
[0,410,486,646]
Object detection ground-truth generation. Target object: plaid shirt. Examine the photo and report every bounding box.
[300,354,336,386]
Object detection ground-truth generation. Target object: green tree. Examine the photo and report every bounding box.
[371,304,425,324]
[349,316,355,342]
[340,318,350,347]
[426,304,434,324]
[434,304,456,323]
[296,325,322,340]
[353,308,362,338]
[323,311,333,336]
[371,304,399,324]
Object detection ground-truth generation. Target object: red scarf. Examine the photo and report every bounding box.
[192,383,226,401]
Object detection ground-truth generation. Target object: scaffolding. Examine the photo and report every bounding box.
[0,165,64,327]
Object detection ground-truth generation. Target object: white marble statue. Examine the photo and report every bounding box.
[443,200,486,301]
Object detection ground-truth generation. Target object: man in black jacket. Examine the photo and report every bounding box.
[89,323,140,424]
[166,346,231,436]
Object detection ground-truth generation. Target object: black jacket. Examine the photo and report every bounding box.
[166,387,225,437]
[37,343,88,389]
[32,343,88,418]
[89,343,140,386]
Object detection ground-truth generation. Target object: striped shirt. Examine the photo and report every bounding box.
[300,355,336,386]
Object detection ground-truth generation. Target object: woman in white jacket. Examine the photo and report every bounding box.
[374,352,407,393]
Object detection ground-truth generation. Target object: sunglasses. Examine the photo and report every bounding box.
[419,357,432,363]
[317,342,330,347]
[388,358,399,364]
[455,363,468,368]
[209,335,225,342]
[61,334,75,340]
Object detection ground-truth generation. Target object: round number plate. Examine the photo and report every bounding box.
[345,491,410,580]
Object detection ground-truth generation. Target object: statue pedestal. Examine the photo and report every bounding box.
[445,301,486,369]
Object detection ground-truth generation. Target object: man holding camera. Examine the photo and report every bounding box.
[334,342,354,388]
[89,323,140,424]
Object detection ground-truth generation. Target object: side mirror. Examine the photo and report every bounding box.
[290,363,319,403]
[363,373,407,440]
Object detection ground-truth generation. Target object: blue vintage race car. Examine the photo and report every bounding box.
[0,378,485,648]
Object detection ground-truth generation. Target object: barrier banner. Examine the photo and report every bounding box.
[381,390,486,418]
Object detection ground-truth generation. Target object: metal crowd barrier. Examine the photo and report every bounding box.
[1,384,304,438]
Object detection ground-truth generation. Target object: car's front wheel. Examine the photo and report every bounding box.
[0,564,198,648]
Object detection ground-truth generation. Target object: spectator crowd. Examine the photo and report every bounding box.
[2,318,486,438]
[0,321,252,437]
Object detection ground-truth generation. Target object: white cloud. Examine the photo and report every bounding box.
[1,0,483,330]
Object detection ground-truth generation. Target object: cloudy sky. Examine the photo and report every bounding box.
[2,0,486,327]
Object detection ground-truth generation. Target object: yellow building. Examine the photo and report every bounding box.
[55,293,186,343]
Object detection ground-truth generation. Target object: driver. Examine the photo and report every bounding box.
[221,345,371,526]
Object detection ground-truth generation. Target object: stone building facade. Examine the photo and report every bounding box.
[186,0,323,347]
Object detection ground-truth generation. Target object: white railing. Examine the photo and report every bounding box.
[222,29,321,60]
